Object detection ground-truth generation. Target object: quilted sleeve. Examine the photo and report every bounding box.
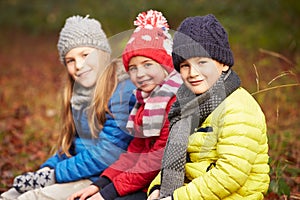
[174,90,267,199]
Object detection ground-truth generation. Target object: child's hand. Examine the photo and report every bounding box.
[147,189,160,200]
[86,192,105,200]
[67,185,100,200]
[13,169,55,193]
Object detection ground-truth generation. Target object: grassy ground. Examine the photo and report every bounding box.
[0,31,299,199]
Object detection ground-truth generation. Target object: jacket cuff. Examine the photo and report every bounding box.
[92,176,111,189]
[99,183,118,200]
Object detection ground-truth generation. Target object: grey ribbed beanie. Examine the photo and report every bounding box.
[57,15,111,64]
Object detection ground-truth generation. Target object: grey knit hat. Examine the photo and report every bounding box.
[57,15,111,64]
[172,14,234,71]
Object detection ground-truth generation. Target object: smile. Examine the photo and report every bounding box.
[138,78,151,86]
[189,79,203,86]
[77,69,92,77]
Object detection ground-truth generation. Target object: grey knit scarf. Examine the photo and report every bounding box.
[71,83,94,110]
[159,69,241,198]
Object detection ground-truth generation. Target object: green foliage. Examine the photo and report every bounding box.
[0,0,299,59]
[239,47,300,199]
[269,160,291,197]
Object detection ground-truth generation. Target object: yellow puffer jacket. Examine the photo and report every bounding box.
[149,88,270,199]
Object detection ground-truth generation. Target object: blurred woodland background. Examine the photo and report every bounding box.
[0,0,299,199]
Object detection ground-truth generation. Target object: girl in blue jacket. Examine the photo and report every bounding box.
[1,15,135,200]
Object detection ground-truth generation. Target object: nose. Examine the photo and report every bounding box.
[136,66,146,77]
[75,58,85,70]
[190,64,200,77]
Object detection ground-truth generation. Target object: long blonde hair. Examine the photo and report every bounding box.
[89,58,129,138]
[56,74,76,157]
[56,58,128,156]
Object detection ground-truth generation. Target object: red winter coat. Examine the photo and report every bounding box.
[101,96,176,196]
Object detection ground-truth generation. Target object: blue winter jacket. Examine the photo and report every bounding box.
[40,78,135,183]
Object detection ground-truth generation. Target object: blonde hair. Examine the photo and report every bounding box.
[55,58,128,156]
[56,74,76,157]
[89,58,128,138]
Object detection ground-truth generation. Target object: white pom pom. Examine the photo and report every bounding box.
[134,10,169,30]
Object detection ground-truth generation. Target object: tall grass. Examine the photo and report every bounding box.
[246,48,300,199]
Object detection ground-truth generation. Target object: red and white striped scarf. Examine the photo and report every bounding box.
[126,70,182,137]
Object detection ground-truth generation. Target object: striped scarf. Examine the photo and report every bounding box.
[126,70,182,137]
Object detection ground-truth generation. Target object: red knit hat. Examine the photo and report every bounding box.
[122,10,174,73]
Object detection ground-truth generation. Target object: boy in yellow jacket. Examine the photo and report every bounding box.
[148,14,270,200]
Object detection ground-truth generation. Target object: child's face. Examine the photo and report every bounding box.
[65,47,110,87]
[128,56,167,93]
[180,57,229,94]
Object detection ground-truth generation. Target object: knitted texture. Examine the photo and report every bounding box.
[126,70,182,137]
[160,70,241,198]
[13,169,55,193]
[122,10,174,73]
[172,14,234,71]
[57,15,111,64]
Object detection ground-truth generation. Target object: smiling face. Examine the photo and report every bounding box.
[128,56,167,93]
[179,57,229,94]
[65,47,110,87]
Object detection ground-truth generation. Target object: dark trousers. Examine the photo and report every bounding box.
[115,191,147,200]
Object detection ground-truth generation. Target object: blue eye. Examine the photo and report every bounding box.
[65,59,74,64]
[144,63,152,68]
[128,66,137,73]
